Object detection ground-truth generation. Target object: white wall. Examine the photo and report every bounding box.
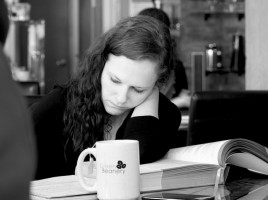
[245,0,268,90]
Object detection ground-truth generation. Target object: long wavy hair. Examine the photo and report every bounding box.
[63,15,173,154]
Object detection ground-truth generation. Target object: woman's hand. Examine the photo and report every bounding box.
[131,87,159,118]
[171,89,191,108]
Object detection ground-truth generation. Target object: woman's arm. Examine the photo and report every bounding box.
[123,93,182,164]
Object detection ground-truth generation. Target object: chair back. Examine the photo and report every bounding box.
[187,90,268,146]
[18,81,40,95]
[25,95,43,107]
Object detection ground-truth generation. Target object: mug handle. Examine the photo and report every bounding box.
[76,148,97,191]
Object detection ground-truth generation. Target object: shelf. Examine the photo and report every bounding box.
[205,69,245,76]
[205,69,230,75]
[204,11,244,21]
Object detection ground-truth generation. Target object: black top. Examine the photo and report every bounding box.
[30,86,181,180]
[173,59,188,97]
[161,60,188,100]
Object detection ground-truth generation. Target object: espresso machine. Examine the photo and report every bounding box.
[205,43,223,72]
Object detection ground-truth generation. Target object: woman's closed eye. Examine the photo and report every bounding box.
[110,76,145,94]
[133,88,144,94]
[110,77,121,84]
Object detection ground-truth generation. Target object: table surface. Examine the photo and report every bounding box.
[30,172,268,200]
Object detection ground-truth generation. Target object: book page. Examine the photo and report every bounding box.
[30,175,95,198]
[163,140,229,166]
[226,153,268,175]
[237,182,268,200]
[140,159,200,174]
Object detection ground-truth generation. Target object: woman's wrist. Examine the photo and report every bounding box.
[131,87,159,118]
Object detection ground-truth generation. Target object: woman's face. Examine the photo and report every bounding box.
[101,54,158,116]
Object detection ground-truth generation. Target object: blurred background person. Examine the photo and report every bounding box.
[0,0,36,199]
[138,7,191,109]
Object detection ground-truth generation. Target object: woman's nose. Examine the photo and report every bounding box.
[116,87,128,105]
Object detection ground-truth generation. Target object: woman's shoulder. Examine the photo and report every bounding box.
[43,85,67,103]
[51,84,68,96]
[159,92,181,121]
[159,92,179,109]
[30,85,68,111]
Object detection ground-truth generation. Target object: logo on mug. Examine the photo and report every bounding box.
[116,160,126,169]
[101,160,127,175]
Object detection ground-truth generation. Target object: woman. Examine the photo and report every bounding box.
[31,15,181,180]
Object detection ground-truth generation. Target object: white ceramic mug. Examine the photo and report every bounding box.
[76,140,140,200]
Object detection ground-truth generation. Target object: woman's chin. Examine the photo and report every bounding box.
[105,107,125,116]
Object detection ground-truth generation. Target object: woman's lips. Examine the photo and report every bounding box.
[108,101,127,110]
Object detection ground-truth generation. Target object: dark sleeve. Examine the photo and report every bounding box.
[30,86,65,129]
[30,86,68,179]
[173,60,188,97]
[0,44,36,200]
[122,93,181,164]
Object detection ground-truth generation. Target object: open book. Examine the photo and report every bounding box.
[30,138,268,200]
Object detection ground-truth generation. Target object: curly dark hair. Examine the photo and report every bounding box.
[63,15,173,154]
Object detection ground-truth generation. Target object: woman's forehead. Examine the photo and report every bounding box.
[105,54,158,88]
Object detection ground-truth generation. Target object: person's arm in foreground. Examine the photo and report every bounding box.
[0,44,36,200]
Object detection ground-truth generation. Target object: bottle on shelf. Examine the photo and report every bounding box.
[230,32,245,75]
